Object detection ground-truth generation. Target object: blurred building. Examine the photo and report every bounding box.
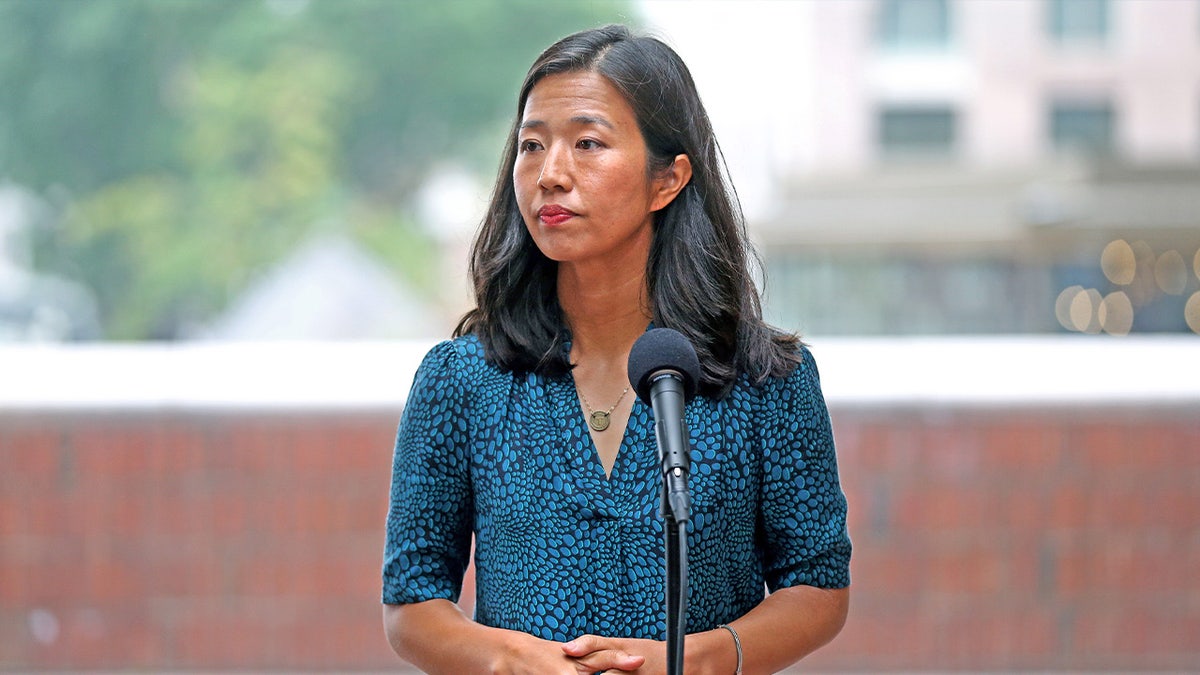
[201,233,440,340]
[678,0,1200,336]
[0,185,100,341]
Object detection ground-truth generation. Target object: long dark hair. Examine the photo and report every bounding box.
[454,24,799,397]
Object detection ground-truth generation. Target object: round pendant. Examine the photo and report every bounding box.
[588,410,611,432]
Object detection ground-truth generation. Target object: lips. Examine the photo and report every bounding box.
[537,204,577,226]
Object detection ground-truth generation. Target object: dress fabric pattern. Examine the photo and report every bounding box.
[382,334,850,641]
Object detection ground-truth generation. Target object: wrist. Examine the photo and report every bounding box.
[686,627,740,675]
[486,625,538,670]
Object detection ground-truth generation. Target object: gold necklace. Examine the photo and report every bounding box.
[577,385,629,432]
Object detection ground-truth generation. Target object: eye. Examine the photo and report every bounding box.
[519,139,543,153]
[577,138,603,151]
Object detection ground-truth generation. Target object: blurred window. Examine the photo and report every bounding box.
[1050,101,1114,155]
[1048,0,1109,44]
[878,106,957,157]
[878,0,952,50]
[764,253,1058,335]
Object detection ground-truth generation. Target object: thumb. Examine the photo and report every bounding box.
[562,634,603,656]
[562,636,646,671]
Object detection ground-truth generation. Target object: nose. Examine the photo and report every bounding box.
[537,142,571,191]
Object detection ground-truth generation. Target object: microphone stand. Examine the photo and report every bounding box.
[649,372,691,675]
[663,490,687,675]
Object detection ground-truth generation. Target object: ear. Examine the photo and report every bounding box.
[649,154,693,212]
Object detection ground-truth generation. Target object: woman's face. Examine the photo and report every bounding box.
[513,71,686,269]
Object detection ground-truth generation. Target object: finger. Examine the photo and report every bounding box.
[573,649,645,672]
[562,634,607,656]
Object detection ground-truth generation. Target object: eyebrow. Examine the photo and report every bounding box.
[519,115,614,131]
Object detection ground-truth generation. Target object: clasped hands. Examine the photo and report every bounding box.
[494,632,666,674]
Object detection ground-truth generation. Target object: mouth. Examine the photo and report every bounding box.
[537,204,577,226]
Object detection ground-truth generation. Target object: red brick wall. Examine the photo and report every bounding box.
[0,410,399,670]
[810,405,1200,672]
[2,404,1198,671]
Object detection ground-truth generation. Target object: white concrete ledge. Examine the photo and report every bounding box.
[809,335,1200,408]
[0,336,1197,411]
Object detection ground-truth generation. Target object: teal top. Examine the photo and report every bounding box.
[382,333,850,640]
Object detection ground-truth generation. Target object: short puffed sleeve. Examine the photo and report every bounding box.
[382,340,474,605]
[755,347,851,591]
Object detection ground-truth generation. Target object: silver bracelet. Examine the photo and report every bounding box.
[717,623,743,675]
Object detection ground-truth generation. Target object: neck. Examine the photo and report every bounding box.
[558,261,651,364]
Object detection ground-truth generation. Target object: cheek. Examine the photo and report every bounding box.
[512,166,536,214]
[601,167,656,210]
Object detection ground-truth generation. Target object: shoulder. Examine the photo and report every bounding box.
[730,344,823,403]
[403,335,513,431]
[416,333,488,368]
[725,345,831,432]
[412,333,510,391]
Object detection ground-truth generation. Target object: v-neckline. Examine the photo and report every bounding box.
[556,375,649,485]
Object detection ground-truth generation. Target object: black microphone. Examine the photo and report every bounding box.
[628,328,701,523]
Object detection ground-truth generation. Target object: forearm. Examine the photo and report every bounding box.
[383,599,522,674]
[686,585,849,675]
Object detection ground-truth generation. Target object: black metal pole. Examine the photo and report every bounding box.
[664,502,686,675]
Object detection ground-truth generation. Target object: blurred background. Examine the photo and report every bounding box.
[1,0,1198,671]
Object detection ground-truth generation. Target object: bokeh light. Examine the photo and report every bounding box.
[1127,240,1159,307]
[1069,288,1104,334]
[1186,292,1200,335]
[1154,250,1187,295]
[1100,239,1136,285]
[1055,285,1084,331]
[1098,291,1133,336]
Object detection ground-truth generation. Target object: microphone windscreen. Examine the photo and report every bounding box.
[627,328,701,404]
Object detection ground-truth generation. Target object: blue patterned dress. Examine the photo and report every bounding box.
[382,333,850,641]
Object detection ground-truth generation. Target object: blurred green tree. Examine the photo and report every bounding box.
[0,0,630,338]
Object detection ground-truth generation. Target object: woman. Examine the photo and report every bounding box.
[383,25,850,674]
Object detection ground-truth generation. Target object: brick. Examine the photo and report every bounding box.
[72,426,147,479]
[0,559,26,604]
[230,550,295,596]
[999,485,1046,530]
[0,493,25,536]
[210,494,250,536]
[143,420,209,477]
[21,559,79,604]
[1079,487,1200,530]
[1046,484,1089,529]
[332,421,397,471]
[143,548,224,598]
[215,419,280,473]
[926,544,1008,595]
[830,421,897,473]
[22,492,89,538]
[891,484,1000,531]
[0,427,63,482]
[146,491,209,535]
[812,611,930,668]
[82,554,144,602]
[1055,534,1194,596]
[287,429,343,475]
[1003,534,1045,591]
[1071,422,1132,462]
[919,425,984,481]
[169,605,280,666]
[981,420,1065,470]
[292,493,339,534]
[1070,606,1200,666]
[847,539,925,595]
[929,606,1059,667]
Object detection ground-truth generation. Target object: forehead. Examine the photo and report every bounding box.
[521,71,637,129]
